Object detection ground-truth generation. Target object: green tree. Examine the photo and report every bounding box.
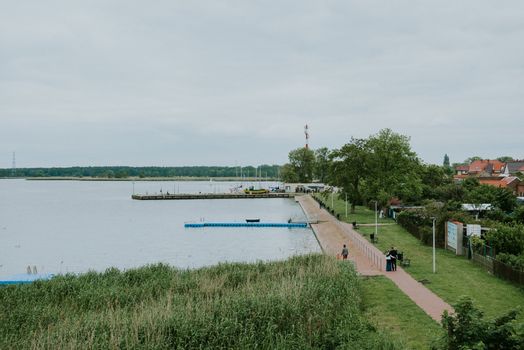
[485,224,524,256]
[362,129,422,205]
[466,184,516,214]
[287,147,316,183]
[420,164,451,200]
[436,296,522,350]
[280,163,299,183]
[465,156,482,164]
[497,156,514,162]
[329,138,368,213]
[443,154,450,168]
[314,147,330,183]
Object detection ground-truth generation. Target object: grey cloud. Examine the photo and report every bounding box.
[1,1,523,167]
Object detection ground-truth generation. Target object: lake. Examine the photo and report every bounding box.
[0,179,320,278]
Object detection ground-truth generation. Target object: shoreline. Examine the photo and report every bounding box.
[1,176,279,182]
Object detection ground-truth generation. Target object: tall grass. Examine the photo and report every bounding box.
[0,255,399,349]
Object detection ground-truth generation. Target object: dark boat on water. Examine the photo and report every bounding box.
[246,218,260,223]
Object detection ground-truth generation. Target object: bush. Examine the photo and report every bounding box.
[496,253,524,271]
[486,224,524,256]
[434,296,523,349]
[396,210,446,247]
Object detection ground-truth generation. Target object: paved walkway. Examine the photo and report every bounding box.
[297,195,453,322]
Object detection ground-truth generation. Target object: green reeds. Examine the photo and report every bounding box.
[1,255,399,349]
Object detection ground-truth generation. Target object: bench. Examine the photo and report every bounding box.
[400,259,410,267]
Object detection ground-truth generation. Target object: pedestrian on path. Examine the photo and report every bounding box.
[385,250,392,271]
[389,246,398,271]
[341,244,349,260]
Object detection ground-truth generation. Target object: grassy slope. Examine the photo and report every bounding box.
[314,194,394,225]
[0,255,400,350]
[316,194,523,346]
[358,224,524,320]
[360,276,444,350]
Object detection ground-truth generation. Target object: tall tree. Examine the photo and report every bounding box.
[443,154,450,168]
[287,147,316,183]
[363,129,422,205]
[314,147,330,183]
[329,138,368,213]
[420,164,451,200]
[280,163,299,183]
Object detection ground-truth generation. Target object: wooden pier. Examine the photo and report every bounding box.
[131,193,298,200]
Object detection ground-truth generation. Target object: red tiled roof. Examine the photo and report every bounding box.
[468,159,505,173]
[455,165,469,171]
[500,176,519,186]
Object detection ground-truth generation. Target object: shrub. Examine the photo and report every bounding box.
[486,224,524,256]
[434,296,523,349]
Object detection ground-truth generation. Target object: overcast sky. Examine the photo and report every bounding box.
[1,1,523,168]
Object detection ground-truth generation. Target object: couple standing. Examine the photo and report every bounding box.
[385,247,397,271]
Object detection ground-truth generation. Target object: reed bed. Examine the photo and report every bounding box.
[1,255,399,349]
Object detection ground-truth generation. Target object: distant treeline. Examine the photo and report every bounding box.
[0,165,281,179]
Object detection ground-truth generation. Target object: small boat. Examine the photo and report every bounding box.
[246,218,260,223]
[244,187,269,195]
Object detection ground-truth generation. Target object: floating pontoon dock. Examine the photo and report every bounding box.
[0,273,54,286]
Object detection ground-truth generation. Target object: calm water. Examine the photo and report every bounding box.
[0,180,320,278]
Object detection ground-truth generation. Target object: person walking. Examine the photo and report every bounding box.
[341,244,349,260]
[389,246,398,271]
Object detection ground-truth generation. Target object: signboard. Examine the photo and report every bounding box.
[446,221,464,255]
[447,221,458,250]
[467,224,481,237]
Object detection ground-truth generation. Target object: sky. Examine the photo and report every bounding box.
[1,1,523,168]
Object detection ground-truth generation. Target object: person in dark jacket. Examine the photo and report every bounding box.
[389,246,398,271]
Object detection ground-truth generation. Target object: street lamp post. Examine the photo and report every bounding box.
[345,193,348,218]
[374,201,378,241]
[432,217,436,273]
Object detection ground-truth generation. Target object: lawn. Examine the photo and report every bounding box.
[360,276,444,350]
[313,193,394,225]
[316,194,524,320]
[358,224,524,320]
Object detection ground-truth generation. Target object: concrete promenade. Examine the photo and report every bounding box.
[297,195,453,322]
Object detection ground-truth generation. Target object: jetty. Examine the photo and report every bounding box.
[184,222,308,228]
[132,193,297,200]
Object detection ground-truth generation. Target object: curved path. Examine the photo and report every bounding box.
[297,195,453,322]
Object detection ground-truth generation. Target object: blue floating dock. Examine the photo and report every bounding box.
[0,273,54,286]
[184,222,308,228]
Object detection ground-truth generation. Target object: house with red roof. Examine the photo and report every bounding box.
[478,176,523,196]
[468,159,505,176]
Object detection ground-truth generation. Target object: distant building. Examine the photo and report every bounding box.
[478,176,522,195]
[467,159,505,176]
[502,161,524,177]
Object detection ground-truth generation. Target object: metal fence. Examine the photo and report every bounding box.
[493,260,524,285]
[463,237,523,286]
